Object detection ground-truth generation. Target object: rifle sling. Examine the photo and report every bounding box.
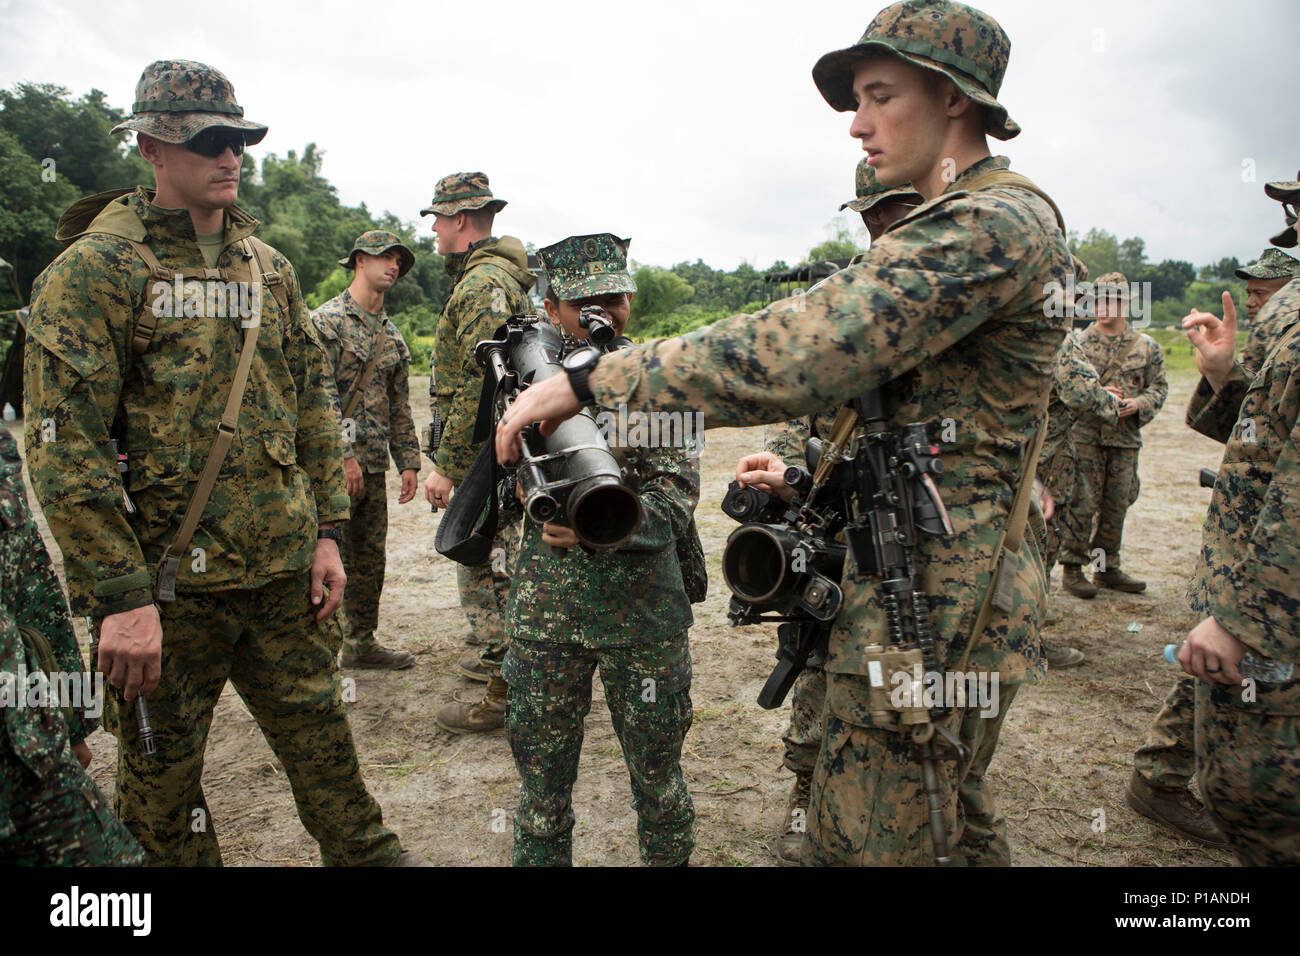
[944,403,1048,735]
[341,316,387,423]
[1095,333,1143,388]
[154,237,264,602]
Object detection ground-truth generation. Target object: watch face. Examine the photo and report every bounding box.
[562,347,598,372]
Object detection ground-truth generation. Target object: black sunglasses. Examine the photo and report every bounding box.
[183,128,246,158]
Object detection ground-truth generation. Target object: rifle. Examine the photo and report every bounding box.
[842,388,968,864]
[471,312,642,550]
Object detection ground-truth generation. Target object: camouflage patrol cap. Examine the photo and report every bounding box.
[538,234,637,301]
[1095,271,1129,295]
[1266,173,1299,248]
[813,1,1021,140]
[109,60,267,146]
[339,230,415,277]
[1235,248,1300,281]
[420,172,507,217]
[840,158,923,213]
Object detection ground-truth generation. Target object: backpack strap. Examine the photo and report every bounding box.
[960,168,1066,233]
[154,237,264,602]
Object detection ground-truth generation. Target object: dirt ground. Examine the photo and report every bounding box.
[16,363,1237,867]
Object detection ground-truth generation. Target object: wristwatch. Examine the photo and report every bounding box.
[561,347,600,405]
[317,527,344,544]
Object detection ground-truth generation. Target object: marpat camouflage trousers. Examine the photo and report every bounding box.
[783,664,826,777]
[102,570,402,866]
[1058,443,1140,571]
[1133,675,1197,791]
[805,675,1020,866]
[1195,680,1300,865]
[502,632,694,866]
[340,470,388,655]
[456,516,519,675]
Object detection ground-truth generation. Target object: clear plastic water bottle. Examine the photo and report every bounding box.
[1163,643,1294,683]
[1,403,14,422]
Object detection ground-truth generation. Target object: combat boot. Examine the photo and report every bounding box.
[436,675,507,735]
[1044,642,1085,669]
[1043,605,1063,627]
[1094,569,1147,593]
[342,644,416,670]
[1062,565,1098,599]
[457,655,491,682]
[1125,771,1228,848]
[775,770,813,866]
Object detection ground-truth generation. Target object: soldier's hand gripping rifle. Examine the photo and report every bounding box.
[472,312,642,550]
[843,388,967,865]
[720,405,860,709]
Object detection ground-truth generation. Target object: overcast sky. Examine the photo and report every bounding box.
[1,0,1296,272]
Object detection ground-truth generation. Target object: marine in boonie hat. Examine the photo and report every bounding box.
[1234,248,1299,281]
[339,230,415,278]
[1094,271,1129,295]
[538,234,637,301]
[1265,173,1299,249]
[812,0,1021,141]
[420,172,508,218]
[109,59,268,146]
[840,157,923,214]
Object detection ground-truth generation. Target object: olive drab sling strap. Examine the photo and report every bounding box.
[147,237,269,602]
[933,167,1063,731]
[340,318,387,424]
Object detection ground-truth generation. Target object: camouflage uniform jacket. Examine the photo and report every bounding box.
[1039,331,1120,491]
[312,289,421,474]
[23,188,350,616]
[1068,323,1167,448]
[507,396,700,649]
[590,155,1072,693]
[431,236,535,483]
[764,411,839,465]
[1240,294,1296,379]
[1,426,96,829]
[1184,278,1300,713]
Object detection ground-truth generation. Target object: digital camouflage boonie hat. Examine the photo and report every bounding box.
[538,234,637,301]
[1235,248,1300,281]
[1094,271,1129,294]
[813,0,1021,140]
[840,157,923,214]
[339,230,415,277]
[109,60,267,146]
[420,172,508,217]
[1266,173,1299,248]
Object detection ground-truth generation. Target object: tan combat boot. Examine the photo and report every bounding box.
[1125,771,1228,848]
[775,770,813,866]
[1062,565,1098,599]
[1044,642,1085,669]
[436,675,507,735]
[1094,568,1147,593]
[342,643,416,670]
[457,655,492,682]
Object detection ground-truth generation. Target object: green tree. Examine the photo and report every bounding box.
[805,217,867,264]
[0,126,78,308]
[628,266,693,334]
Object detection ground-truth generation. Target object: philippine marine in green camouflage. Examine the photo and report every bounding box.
[1058,271,1168,597]
[737,159,921,865]
[313,230,422,670]
[0,425,144,865]
[503,233,698,867]
[421,172,535,734]
[496,2,1073,865]
[22,60,402,866]
[1177,242,1300,864]
[1236,247,1299,375]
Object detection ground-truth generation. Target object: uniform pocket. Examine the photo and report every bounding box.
[261,430,299,489]
[124,444,194,492]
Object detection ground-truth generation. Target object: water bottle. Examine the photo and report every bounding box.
[1163,643,1294,683]
[2,403,14,422]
